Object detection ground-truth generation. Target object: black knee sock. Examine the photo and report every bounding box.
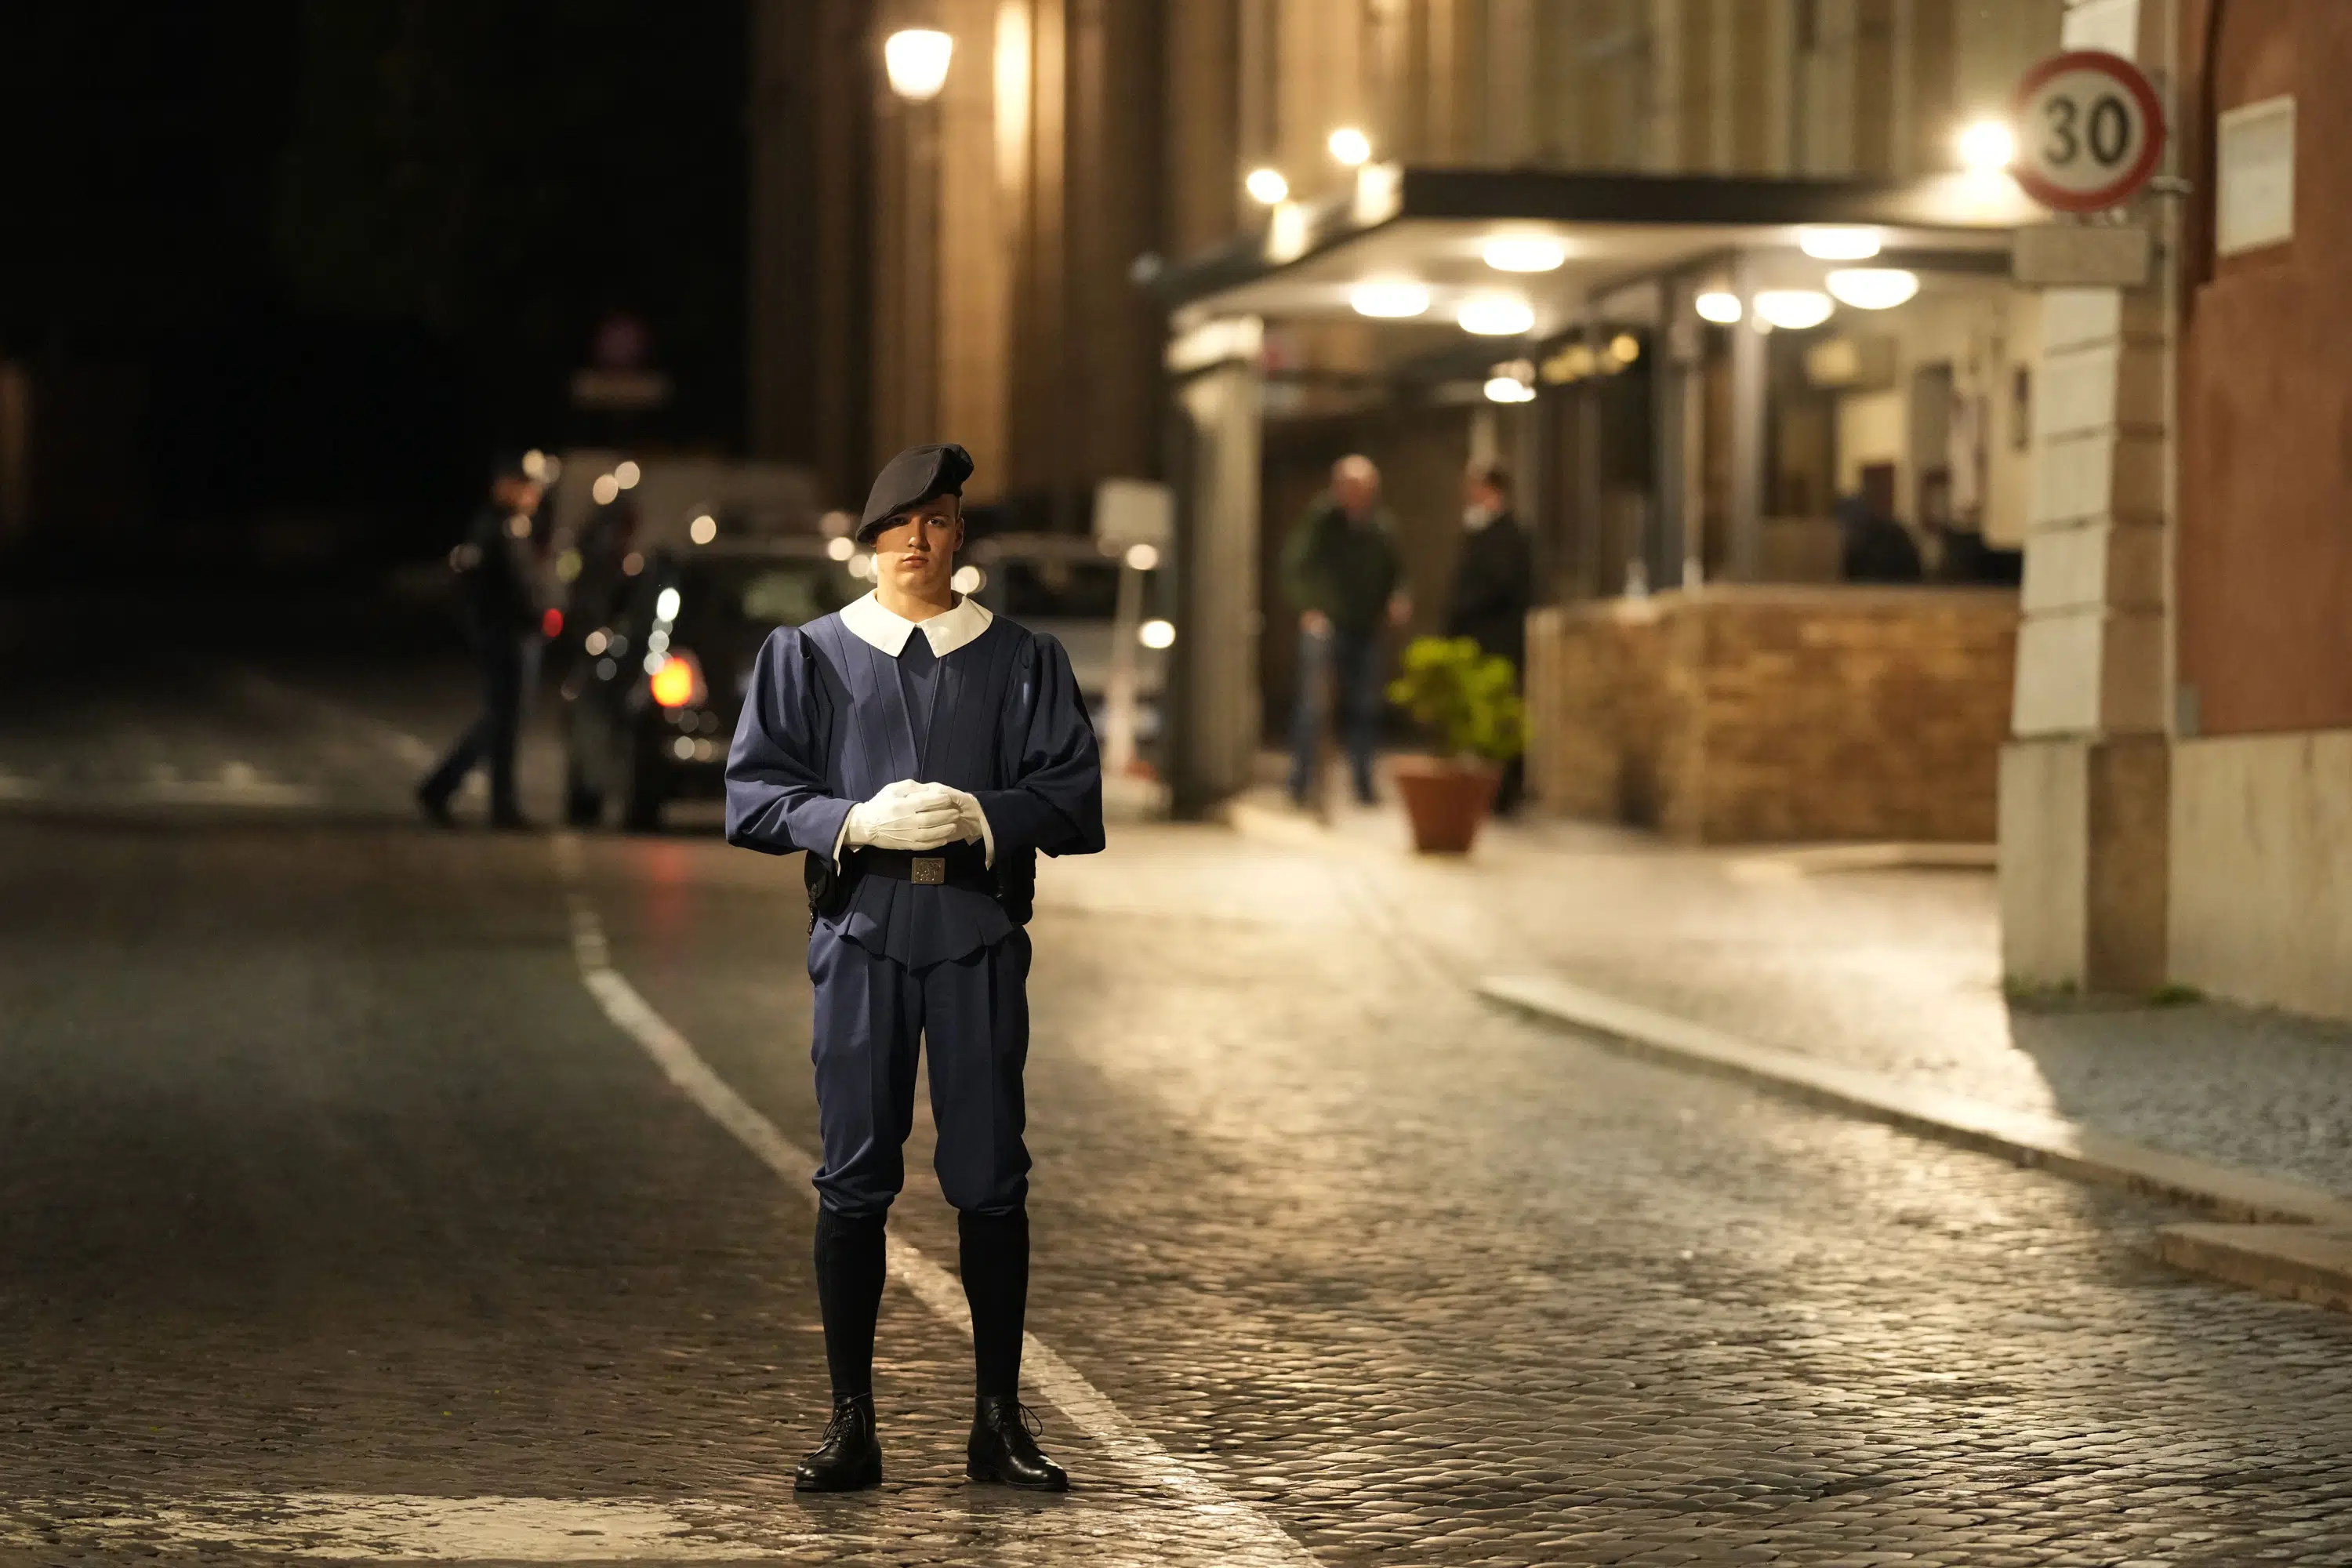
[813,1208,887,1401]
[958,1208,1029,1400]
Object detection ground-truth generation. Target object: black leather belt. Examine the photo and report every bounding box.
[845,843,994,893]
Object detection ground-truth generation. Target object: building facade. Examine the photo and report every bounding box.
[747,0,2352,1022]
[2004,0,2352,1019]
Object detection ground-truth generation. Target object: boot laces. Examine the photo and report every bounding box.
[988,1401,1045,1445]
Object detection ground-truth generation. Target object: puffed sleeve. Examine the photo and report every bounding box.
[724,628,856,861]
[973,632,1105,859]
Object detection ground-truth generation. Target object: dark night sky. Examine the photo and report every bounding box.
[0,2,747,556]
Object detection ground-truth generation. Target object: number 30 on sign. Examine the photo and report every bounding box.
[2012,50,2168,212]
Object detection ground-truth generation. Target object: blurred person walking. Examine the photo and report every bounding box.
[725,444,1103,1494]
[1444,459,1533,815]
[1281,455,1409,808]
[416,453,550,829]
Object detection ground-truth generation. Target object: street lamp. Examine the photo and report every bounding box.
[1958,118,2016,172]
[884,28,953,101]
[881,26,953,450]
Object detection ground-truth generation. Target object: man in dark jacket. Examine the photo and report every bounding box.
[1443,459,1534,813]
[417,455,549,828]
[1282,455,1410,807]
[1838,493,1925,584]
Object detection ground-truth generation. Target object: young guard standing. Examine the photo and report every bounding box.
[724,445,1104,1493]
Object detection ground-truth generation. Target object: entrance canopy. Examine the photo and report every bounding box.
[1160,165,2038,340]
[1152,165,2043,815]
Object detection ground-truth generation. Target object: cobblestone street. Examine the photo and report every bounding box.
[5,609,2352,1564]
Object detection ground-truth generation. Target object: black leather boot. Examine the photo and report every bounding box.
[966,1396,1068,1491]
[793,1394,883,1493]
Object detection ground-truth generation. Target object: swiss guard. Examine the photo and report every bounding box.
[724,442,1104,1494]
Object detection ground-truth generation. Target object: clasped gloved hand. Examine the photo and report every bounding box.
[843,780,984,853]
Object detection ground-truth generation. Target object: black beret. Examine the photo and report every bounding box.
[858,443,973,542]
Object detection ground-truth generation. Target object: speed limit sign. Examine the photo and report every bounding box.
[2012,50,2167,212]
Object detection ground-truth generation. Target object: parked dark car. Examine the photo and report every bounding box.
[562,536,858,829]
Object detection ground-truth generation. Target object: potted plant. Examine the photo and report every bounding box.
[1385,635,1526,854]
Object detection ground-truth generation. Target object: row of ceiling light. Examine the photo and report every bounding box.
[1345,224,1923,340]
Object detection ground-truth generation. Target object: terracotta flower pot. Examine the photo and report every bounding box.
[1392,756,1501,854]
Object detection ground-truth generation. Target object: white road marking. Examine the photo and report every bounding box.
[0,1490,1268,1562]
[0,775,325,809]
[550,829,1312,1566]
[2,1494,767,1561]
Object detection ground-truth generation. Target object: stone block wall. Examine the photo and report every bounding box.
[1528,587,2019,843]
[1525,600,1662,823]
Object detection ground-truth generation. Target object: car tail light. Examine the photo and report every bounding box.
[649,652,704,709]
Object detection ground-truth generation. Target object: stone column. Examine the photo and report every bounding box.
[1998,0,2176,994]
[1171,356,1265,814]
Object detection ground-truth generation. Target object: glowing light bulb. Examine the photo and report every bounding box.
[1349,281,1429,318]
[1958,119,2016,172]
[1483,237,1566,273]
[1825,268,1920,310]
[1754,290,1835,330]
[1798,227,1882,261]
[1457,296,1535,336]
[884,29,953,101]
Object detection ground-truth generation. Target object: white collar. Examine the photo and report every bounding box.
[837,590,994,658]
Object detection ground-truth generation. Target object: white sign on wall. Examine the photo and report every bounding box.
[2216,96,2296,256]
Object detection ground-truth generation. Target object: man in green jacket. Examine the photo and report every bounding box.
[1283,455,1410,807]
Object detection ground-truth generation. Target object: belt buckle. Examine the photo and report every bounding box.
[910,856,946,886]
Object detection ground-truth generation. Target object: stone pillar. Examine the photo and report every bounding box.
[1171,356,1265,815]
[1998,0,2176,994]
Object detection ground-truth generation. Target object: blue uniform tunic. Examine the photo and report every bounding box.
[724,606,1103,1217]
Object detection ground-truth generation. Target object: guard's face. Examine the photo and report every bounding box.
[871,497,964,599]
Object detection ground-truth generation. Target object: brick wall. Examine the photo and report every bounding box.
[1528,587,2019,843]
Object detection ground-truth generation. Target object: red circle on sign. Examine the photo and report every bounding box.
[2010,49,2167,212]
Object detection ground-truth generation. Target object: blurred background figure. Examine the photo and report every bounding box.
[1837,492,1925,585]
[1281,455,1409,809]
[1444,459,1533,815]
[416,453,550,829]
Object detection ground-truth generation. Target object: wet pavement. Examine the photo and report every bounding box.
[1267,787,2352,1200]
[4,589,2352,1565]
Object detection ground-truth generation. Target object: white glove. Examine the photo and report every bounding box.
[940,786,993,865]
[842,780,964,852]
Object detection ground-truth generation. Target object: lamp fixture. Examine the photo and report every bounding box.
[883,28,953,101]
[1244,166,1290,205]
[1457,296,1535,336]
[1327,127,1372,167]
[1958,119,2016,172]
[1349,281,1430,318]
[1483,376,1537,404]
[1824,268,1920,310]
[1695,291,1744,325]
[1753,290,1835,330]
[1797,227,1882,261]
[1483,236,1567,274]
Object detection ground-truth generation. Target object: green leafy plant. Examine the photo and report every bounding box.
[1386,636,1526,764]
